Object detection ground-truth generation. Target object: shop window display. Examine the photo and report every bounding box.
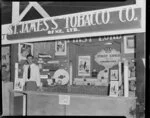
[14,35,136,97]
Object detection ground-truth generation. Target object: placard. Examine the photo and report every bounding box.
[109,81,119,97]
[14,63,25,91]
[78,56,91,76]
[55,40,67,56]
[2,46,10,81]
[2,46,10,71]
[95,48,120,68]
[59,95,70,105]
[110,69,119,81]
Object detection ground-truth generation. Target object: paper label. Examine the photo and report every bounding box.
[59,95,70,105]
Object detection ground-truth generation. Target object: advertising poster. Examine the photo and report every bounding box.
[78,56,91,76]
[95,48,120,69]
[109,81,119,97]
[55,40,67,56]
[110,69,119,81]
[18,43,33,61]
[14,63,25,91]
[2,46,10,82]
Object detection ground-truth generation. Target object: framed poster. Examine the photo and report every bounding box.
[110,69,119,81]
[18,43,33,61]
[78,56,91,76]
[14,63,25,91]
[55,40,67,56]
[128,60,136,78]
[18,62,25,78]
[14,78,25,91]
[124,35,135,53]
[109,81,119,97]
[2,46,10,82]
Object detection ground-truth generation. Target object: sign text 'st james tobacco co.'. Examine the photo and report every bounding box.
[6,7,141,40]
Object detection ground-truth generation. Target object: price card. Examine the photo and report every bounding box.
[59,95,70,105]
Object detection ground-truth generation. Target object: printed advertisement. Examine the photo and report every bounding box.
[78,56,91,76]
[95,48,121,68]
[2,46,10,82]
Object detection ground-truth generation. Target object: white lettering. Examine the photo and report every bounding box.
[14,25,18,34]
[29,22,37,32]
[51,19,58,30]
[42,20,49,31]
[119,9,126,22]
[90,14,96,25]
[65,17,69,29]
[7,25,13,35]
[84,14,92,26]
[95,12,102,25]
[70,16,77,28]
[20,23,25,33]
[37,20,43,32]
[102,11,110,24]
[126,7,135,22]
[77,15,85,27]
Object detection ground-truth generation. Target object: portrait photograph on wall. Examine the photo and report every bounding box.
[110,69,119,81]
[55,40,67,56]
[18,43,33,61]
[78,56,91,76]
[124,35,135,54]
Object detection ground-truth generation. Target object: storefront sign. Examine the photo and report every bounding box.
[95,48,120,68]
[4,6,141,41]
